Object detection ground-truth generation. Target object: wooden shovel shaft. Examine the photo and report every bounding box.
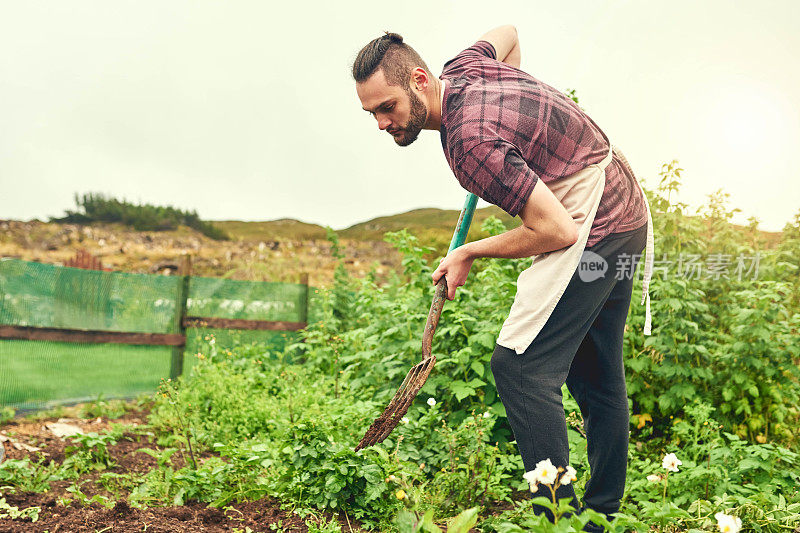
[421,277,448,357]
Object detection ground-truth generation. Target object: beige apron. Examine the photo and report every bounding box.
[496,144,654,355]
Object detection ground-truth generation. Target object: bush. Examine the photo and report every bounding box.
[52,192,229,240]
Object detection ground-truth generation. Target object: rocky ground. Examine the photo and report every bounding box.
[0,220,402,286]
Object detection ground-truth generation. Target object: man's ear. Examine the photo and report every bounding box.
[410,67,429,92]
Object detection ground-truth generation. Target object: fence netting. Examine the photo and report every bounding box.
[0,258,310,410]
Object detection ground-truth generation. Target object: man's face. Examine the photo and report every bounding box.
[357,69,428,147]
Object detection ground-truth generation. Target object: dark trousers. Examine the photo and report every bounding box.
[491,223,647,524]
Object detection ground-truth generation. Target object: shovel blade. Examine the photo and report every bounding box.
[354,355,436,451]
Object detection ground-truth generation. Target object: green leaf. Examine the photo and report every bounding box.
[470,360,485,377]
[447,507,479,533]
[421,509,442,533]
[450,381,476,402]
[470,332,496,350]
[396,509,421,533]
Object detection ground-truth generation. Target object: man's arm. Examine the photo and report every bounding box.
[479,25,521,68]
[432,181,578,300]
[463,181,578,259]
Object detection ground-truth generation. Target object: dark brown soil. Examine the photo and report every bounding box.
[0,493,350,532]
[0,406,366,532]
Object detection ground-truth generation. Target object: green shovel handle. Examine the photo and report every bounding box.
[424,192,478,355]
[447,193,478,253]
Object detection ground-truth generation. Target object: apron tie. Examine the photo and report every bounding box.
[639,183,655,336]
[615,145,655,336]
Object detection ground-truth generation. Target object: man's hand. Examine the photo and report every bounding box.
[431,246,475,300]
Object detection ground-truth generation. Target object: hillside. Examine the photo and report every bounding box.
[214,206,521,245]
[215,219,329,241]
[0,220,393,287]
[0,206,784,286]
[339,206,520,247]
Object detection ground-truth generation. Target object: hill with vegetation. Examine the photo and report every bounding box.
[0,180,788,287]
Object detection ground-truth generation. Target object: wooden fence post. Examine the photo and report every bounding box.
[299,273,309,327]
[170,254,192,380]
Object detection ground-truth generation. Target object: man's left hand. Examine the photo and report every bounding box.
[431,246,475,300]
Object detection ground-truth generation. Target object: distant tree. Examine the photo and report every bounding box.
[51,192,229,241]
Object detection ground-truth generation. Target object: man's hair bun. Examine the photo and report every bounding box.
[383,32,403,44]
[352,31,429,84]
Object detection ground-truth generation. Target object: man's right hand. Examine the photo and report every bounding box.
[432,246,475,301]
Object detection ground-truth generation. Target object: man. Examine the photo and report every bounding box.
[352,26,652,529]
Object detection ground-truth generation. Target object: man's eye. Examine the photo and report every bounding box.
[386,105,394,111]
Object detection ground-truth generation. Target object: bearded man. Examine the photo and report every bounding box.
[352,26,653,530]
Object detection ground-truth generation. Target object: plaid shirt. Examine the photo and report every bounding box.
[439,41,647,247]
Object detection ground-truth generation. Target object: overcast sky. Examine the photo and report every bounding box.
[1,1,798,231]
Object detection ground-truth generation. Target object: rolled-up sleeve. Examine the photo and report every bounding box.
[455,140,539,217]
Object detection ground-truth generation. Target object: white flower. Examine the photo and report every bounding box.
[530,458,558,485]
[662,452,682,472]
[482,411,491,418]
[560,465,577,485]
[522,470,539,492]
[427,397,436,407]
[400,416,410,424]
[714,512,742,533]
[646,474,662,483]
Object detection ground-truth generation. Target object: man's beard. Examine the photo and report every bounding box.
[394,88,427,147]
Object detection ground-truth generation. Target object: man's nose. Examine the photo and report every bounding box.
[377,116,391,130]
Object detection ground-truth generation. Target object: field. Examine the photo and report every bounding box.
[1,173,800,532]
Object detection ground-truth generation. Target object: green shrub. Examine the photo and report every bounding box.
[52,192,229,240]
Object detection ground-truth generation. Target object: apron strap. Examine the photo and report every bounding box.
[598,143,614,171]
[640,195,654,335]
[612,145,654,336]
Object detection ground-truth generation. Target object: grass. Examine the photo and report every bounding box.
[0,328,304,409]
[0,340,171,408]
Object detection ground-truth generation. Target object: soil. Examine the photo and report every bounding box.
[0,406,368,532]
[0,493,338,532]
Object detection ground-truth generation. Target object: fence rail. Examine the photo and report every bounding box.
[0,324,186,346]
[182,317,306,331]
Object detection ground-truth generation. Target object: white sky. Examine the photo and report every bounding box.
[1,1,798,231]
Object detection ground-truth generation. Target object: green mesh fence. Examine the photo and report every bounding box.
[188,277,308,322]
[0,258,310,410]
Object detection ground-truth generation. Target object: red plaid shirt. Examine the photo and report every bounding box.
[439,41,647,247]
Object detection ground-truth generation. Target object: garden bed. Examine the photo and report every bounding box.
[0,406,364,532]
